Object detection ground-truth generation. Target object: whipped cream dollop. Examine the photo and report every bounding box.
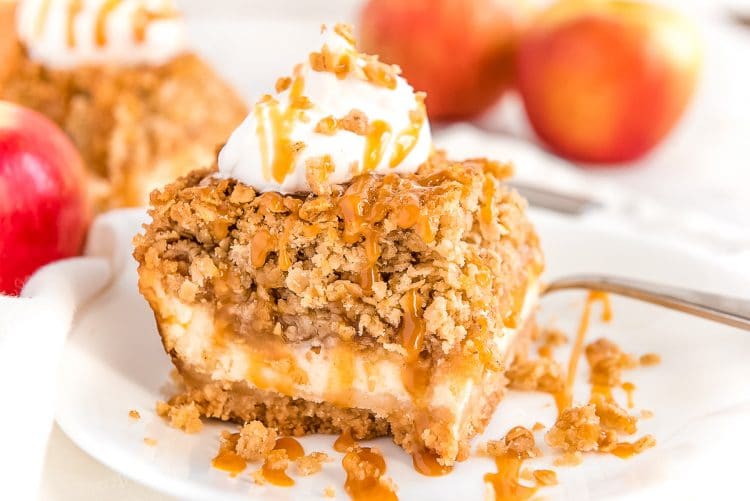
[16,0,187,69]
[218,24,432,193]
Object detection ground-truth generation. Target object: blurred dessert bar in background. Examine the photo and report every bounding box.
[0,0,247,209]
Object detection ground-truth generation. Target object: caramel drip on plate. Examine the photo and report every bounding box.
[211,433,246,476]
[389,102,425,168]
[610,436,654,459]
[621,381,636,409]
[343,447,398,501]
[554,291,612,414]
[66,0,83,47]
[484,454,537,501]
[95,0,122,47]
[261,437,304,487]
[334,429,357,453]
[362,120,391,173]
[411,450,452,477]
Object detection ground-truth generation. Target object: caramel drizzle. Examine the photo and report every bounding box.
[35,0,52,38]
[554,291,612,414]
[484,454,537,501]
[255,96,272,181]
[66,0,83,47]
[389,100,426,168]
[342,447,398,501]
[132,5,179,43]
[480,176,496,226]
[250,229,276,268]
[411,450,452,477]
[400,290,426,362]
[333,429,357,453]
[622,381,636,409]
[362,120,391,173]
[95,0,122,47]
[211,433,246,477]
[548,293,654,460]
[265,75,307,184]
[261,437,304,487]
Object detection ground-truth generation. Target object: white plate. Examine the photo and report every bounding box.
[55,209,750,501]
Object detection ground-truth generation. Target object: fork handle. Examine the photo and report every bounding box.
[544,274,750,331]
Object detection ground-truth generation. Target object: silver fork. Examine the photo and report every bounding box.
[544,275,750,331]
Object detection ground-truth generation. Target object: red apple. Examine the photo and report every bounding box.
[0,101,90,295]
[517,0,702,163]
[360,0,533,120]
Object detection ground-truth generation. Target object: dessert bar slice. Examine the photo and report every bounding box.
[134,153,543,465]
[0,1,247,209]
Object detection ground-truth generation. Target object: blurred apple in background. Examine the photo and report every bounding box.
[360,0,533,120]
[517,0,702,164]
[0,101,90,295]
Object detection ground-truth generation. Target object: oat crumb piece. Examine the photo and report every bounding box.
[545,405,601,453]
[324,485,336,498]
[630,435,657,453]
[236,420,277,461]
[553,451,583,467]
[533,469,558,486]
[143,437,157,447]
[591,394,637,435]
[128,410,141,420]
[532,422,545,432]
[640,409,654,419]
[156,400,203,433]
[507,357,564,393]
[155,400,170,417]
[640,353,661,366]
[296,452,330,476]
[586,338,638,386]
[484,426,540,459]
[337,109,369,135]
[264,449,290,471]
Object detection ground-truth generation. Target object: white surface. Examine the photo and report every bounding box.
[46,208,750,501]
[218,25,431,193]
[17,0,187,69]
